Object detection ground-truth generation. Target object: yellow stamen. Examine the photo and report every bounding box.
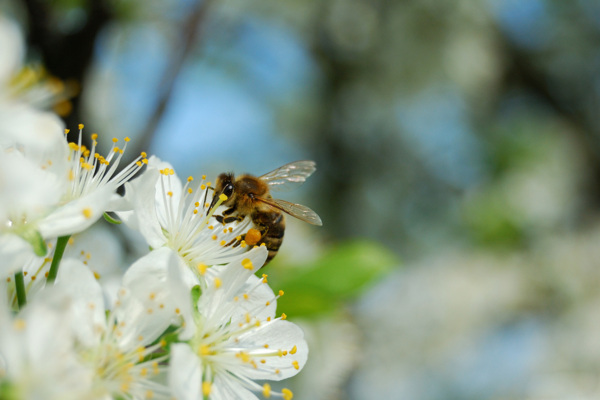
[242,258,254,270]
[263,383,271,398]
[282,388,294,400]
[202,382,212,396]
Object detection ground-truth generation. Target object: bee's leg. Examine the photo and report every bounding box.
[220,215,244,224]
[214,206,239,224]
[222,206,237,216]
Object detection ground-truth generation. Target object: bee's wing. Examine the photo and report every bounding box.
[256,197,323,226]
[260,160,317,192]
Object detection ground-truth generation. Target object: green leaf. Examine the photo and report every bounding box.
[268,240,398,317]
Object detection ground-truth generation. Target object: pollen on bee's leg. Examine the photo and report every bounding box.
[245,228,261,246]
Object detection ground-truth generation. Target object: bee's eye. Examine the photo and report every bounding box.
[223,184,234,198]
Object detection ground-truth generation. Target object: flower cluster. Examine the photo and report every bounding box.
[0,15,307,400]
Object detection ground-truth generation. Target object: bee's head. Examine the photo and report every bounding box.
[210,172,236,209]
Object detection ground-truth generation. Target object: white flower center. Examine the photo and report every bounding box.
[157,169,252,267]
[64,125,146,202]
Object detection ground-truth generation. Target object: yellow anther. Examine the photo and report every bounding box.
[212,234,217,240]
[137,335,144,342]
[292,360,299,370]
[263,383,271,398]
[82,208,93,219]
[13,319,26,331]
[202,382,212,396]
[233,296,239,302]
[141,151,147,157]
[175,308,181,315]
[264,344,269,348]
[188,188,193,194]
[124,137,130,142]
[78,123,84,130]
[282,388,293,400]
[112,137,118,143]
[214,278,222,289]
[197,263,207,275]
[64,129,70,134]
[242,258,254,270]
[167,191,173,197]
[243,293,249,300]
[91,133,98,140]
[220,240,226,246]
[200,184,206,190]
[140,367,148,377]
[279,290,284,297]
[290,345,297,355]
[237,351,251,363]
[187,176,193,182]
[219,193,228,201]
[142,158,148,164]
[281,313,287,320]
[199,344,211,356]
[262,274,268,283]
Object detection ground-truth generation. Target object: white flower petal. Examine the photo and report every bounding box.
[236,320,309,381]
[0,149,64,224]
[0,104,67,170]
[200,246,268,323]
[119,247,193,346]
[0,15,24,86]
[211,374,259,400]
[118,166,165,248]
[0,233,35,276]
[38,183,115,238]
[55,258,105,347]
[0,286,94,399]
[169,344,203,400]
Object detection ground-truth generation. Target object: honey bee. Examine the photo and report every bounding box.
[209,160,322,265]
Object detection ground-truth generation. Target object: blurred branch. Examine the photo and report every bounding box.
[131,0,214,158]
